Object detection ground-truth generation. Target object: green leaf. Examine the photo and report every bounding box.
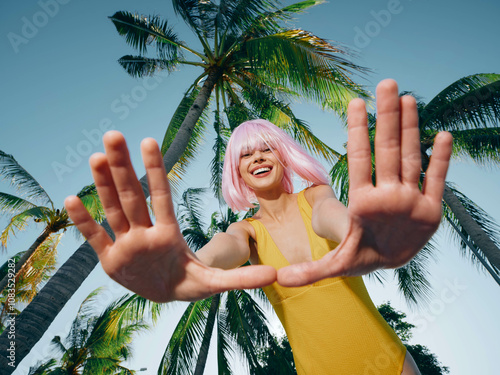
[449,127,500,165]
[394,241,437,309]
[420,73,500,132]
[117,55,179,78]
[0,150,52,206]
[109,11,184,60]
[0,192,37,216]
[159,298,211,375]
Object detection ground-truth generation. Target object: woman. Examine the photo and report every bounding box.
[65,80,452,374]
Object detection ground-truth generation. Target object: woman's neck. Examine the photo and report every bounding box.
[254,186,296,223]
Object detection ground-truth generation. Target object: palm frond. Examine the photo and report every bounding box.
[111,293,165,325]
[443,183,500,274]
[0,192,37,216]
[161,86,210,197]
[158,298,211,375]
[243,0,326,39]
[172,0,218,39]
[109,11,185,60]
[243,29,369,114]
[178,188,210,250]
[393,241,437,309]
[0,150,52,206]
[329,153,349,205]
[117,55,179,78]
[210,114,229,202]
[449,127,500,165]
[218,0,281,37]
[77,184,106,223]
[224,289,269,372]
[420,73,500,132]
[0,206,53,248]
[15,233,60,303]
[216,308,234,375]
[27,358,57,375]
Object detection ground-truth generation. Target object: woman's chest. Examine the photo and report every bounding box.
[256,215,314,265]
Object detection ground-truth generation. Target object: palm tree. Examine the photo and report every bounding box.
[159,0,370,194]
[109,0,369,197]
[331,74,500,302]
[159,188,292,374]
[0,150,104,294]
[0,1,370,371]
[28,289,149,375]
[0,234,60,332]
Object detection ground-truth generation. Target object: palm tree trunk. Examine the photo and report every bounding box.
[0,228,52,294]
[0,69,222,374]
[442,185,500,270]
[194,294,220,375]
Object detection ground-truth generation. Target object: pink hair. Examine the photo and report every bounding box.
[222,119,329,211]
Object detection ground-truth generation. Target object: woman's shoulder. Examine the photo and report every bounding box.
[303,184,335,207]
[228,219,257,240]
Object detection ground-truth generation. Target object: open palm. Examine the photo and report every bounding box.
[278,80,453,286]
[65,133,276,302]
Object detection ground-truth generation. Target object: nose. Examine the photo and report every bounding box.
[253,150,265,161]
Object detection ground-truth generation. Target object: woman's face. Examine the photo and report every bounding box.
[238,143,285,192]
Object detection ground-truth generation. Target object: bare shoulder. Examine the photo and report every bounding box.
[227,220,256,241]
[304,184,337,207]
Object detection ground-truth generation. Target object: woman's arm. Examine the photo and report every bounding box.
[306,184,349,244]
[65,132,275,303]
[196,222,253,269]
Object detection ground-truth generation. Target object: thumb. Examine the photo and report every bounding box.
[277,247,347,287]
[208,265,277,294]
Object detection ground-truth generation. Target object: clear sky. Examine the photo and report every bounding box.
[1,0,500,374]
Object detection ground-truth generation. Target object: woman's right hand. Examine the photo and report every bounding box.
[65,131,276,302]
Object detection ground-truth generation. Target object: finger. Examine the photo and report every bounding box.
[103,131,152,227]
[208,265,277,294]
[90,153,130,234]
[347,98,372,189]
[422,132,453,201]
[141,138,176,224]
[65,196,113,256]
[400,95,422,184]
[375,79,401,184]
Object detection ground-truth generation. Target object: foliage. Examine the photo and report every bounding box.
[377,302,450,374]
[110,0,369,199]
[28,289,149,375]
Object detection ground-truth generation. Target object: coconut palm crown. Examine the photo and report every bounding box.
[109,0,369,198]
[0,150,105,294]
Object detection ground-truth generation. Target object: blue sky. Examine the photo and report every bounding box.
[1,0,500,374]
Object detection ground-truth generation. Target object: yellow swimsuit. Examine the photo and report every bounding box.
[245,189,407,374]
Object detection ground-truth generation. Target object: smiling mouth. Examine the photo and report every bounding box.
[252,167,272,175]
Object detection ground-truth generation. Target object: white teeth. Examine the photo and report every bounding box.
[252,167,271,175]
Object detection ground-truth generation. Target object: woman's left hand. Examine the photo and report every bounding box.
[278,79,453,287]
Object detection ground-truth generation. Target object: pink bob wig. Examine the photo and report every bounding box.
[222,119,329,211]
